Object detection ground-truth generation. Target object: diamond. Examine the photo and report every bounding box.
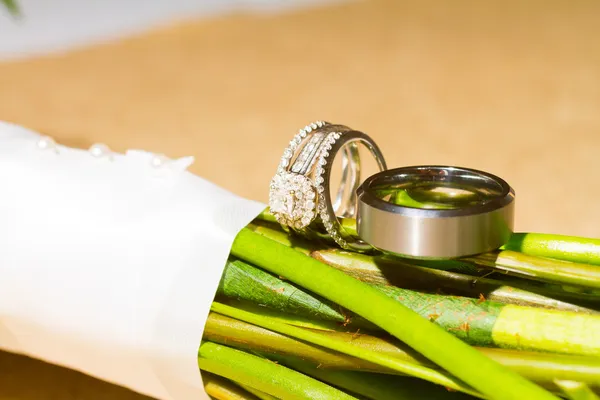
[281,158,289,167]
[334,132,341,139]
[319,158,327,166]
[283,149,292,159]
[310,122,318,129]
[306,126,312,133]
[317,185,324,193]
[316,176,324,184]
[269,171,318,229]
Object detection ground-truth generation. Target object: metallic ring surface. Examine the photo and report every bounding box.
[356,165,515,259]
[269,122,386,251]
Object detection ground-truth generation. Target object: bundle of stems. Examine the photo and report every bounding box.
[197,210,600,400]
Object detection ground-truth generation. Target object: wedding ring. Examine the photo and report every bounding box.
[356,166,515,259]
[269,121,387,251]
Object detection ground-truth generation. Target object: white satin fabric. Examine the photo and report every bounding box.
[0,121,265,399]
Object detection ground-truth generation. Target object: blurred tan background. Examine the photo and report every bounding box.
[1,0,599,398]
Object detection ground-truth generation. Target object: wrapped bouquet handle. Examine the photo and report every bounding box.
[0,121,264,400]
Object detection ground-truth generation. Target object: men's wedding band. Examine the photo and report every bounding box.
[356,165,515,259]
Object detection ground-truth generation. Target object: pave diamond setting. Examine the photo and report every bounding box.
[270,121,328,229]
[316,131,348,248]
[269,171,317,229]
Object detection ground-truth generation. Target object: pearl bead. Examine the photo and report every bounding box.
[36,136,57,151]
[151,154,170,168]
[89,143,112,158]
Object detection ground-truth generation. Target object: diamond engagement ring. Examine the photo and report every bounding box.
[269,121,387,251]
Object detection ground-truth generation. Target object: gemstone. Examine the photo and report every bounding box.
[269,171,318,229]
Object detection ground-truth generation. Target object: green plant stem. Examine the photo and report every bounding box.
[236,384,278,400]
[505,233,600,266]
[223,252,600,355]
[202,372,261,400]
[217,258,347,323]
[230,228,558,400]
[554,381,600,400]
[222,300,347,331]
[247,221,315,255]
[313,248,598,313]
[469,250,600,291]
[256,208,277,224]
[198,341,357,400]
[279,357,473,400]
[204,312,600,390]
[204,312,385,372]
[211,302,482,398]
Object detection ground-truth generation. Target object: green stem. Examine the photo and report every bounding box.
[469,250,600,291]
[247,221,315,255]
[202,372,261,400]
[280,357,473,400]
[211,302,482,398]
[205,311,600,390]
[314,248,598,313]
[236,384,278,400]
[217,258,348,324]
[255,208,277,224]
[204,311,386,372]
[230,228,558,400]
[554,381,600,400]
[198,341,357,400]
[504,233,600,266]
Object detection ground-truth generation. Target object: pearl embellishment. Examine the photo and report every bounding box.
[151,154,170,168]
[36,136,57,151]
[89,143,112,158]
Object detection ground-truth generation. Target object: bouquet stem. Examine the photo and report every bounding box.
[204,312,600,391]
[198,341,357,399]
[202,372,260,400]
[505,233,600,266]
[469,250,600,291]
[314,249,598,313]
[230,228,558,400]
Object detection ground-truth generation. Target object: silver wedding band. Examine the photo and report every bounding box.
[356,166,515,259]
[269,121,386,251]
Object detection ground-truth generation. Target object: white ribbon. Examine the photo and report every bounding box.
[0,121,265,399]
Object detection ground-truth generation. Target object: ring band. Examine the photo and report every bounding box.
[356,166,515,259]
[269,121,387,251]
